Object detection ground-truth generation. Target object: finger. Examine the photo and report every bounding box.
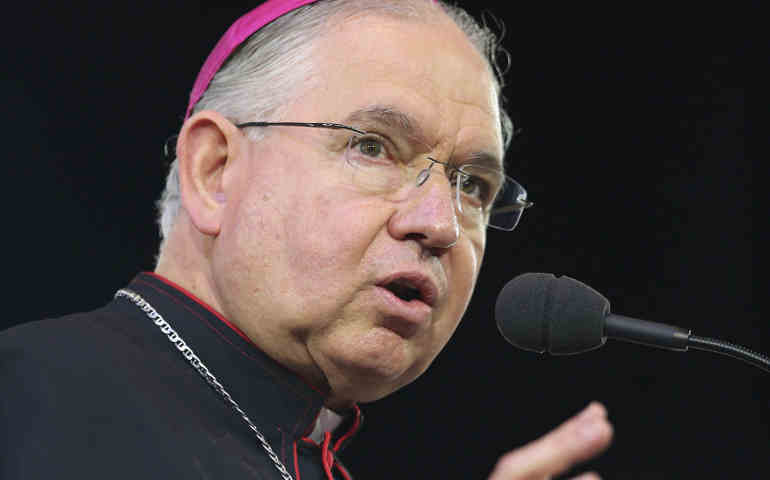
[570,472,601,480]
[488,402,613,480]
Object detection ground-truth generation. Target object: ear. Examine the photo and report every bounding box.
[175,110,240,236]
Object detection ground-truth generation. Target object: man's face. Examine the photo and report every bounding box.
[210,13,503,407]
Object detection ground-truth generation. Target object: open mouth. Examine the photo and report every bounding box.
[383,279,423,303]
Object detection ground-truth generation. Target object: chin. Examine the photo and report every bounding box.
[325,350,432,406]
[329,375,411,407]
[312,322,437,403]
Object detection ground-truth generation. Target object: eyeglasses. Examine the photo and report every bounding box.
[233,121,533,231]
[163,121,532,231]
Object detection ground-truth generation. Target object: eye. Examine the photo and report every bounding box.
[461,175,488,201]
[346,133,400,166]
[451,169,494,208]
[358,137,384,157]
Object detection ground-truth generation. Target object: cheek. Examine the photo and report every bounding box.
[436,239,483,345]
[453,237,483,307]
[215,191,281,300]
[279,192,392,328]
[283,188,387,282]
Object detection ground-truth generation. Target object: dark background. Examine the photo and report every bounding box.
[3,1,759,478]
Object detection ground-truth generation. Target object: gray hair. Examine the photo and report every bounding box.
[157,0,513,244]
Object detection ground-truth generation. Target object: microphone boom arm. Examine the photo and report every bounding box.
[604,314,690,351]
[605,314,770,373]
[687,335,770,373]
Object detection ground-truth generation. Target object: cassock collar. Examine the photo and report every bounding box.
[121,272,362,448]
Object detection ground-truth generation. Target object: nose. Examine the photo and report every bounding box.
[387,167,460,251]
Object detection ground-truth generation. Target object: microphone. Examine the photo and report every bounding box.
[494,272,770,372]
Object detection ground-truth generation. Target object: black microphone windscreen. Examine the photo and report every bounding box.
[495,273,611,355]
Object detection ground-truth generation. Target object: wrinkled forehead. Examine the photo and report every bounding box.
[295,13,504,166]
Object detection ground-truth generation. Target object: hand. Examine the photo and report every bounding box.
[487,402,613,480]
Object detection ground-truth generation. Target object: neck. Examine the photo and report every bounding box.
[155,217,222,316]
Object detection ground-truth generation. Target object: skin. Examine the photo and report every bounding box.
[161,13,497,407]
[157,9,612,480]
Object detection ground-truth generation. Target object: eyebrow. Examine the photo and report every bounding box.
[343,105,431,147]
[466,151,506,175]
[343,104,504,173]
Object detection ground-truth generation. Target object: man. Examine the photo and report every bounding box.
[0,1,612,479]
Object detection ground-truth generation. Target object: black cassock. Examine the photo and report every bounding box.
[0,273,360,479]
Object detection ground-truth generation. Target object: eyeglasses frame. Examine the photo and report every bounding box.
[163,121,533,231]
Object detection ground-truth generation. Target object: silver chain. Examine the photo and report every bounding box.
[116,289,295,480]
